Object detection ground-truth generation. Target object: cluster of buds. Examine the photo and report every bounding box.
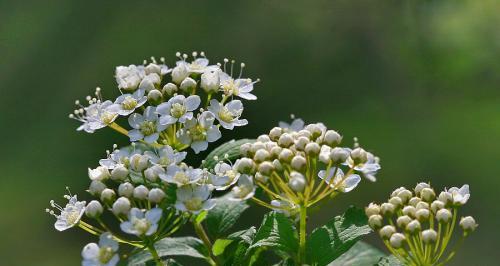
[234,118,381,215]
[366,183,477,265]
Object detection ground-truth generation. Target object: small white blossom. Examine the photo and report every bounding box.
[47,193,86,232]
[156,95,201,125]
[74,100,118,133]
[228,175,255,201]
[115,65,145,91]
[177,55,217,74]
[318,167,361,193]
[175,184,216,214]
[99,147,142,169]
[201,68,221,93]
[120,208,162,236]
[109,89,147,116]
[160,165,203,186]
[128,106,167,143]
[447,185,470,206]
[81,232,119,266]
[138,73,161,92]
[177,111,222,154]
[207,162,240,190]
[345,149,380,182]
[208,99,248,130]
[88,166,110,181]
[219,72,257,100]
[144,145,186,167]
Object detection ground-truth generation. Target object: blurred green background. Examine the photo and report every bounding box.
[1,0,499,265]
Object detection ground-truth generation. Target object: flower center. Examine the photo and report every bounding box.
[225,170,237,185]
[218,107,234,123]
[140,121,156,136]
[184,198,203,211]
[222,81,236,95]
[133,219,151,235]
[100,112,116,125]
[98,247,114,263]
[65,210,81,225]
[170,103,186,118]
[158,157,171,166]
[173,172,189,184]
[122,96,138,110]
[234,185,251,198]
[190,125,206,141]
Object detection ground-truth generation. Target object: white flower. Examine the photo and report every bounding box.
[177,111,222,154]
[109,89,147,116]
[144,145,187,167]
[74,100,118,133]
[345,149,381,182]
[120,208,162,236]
[88,166,110,181]
[447,185,470,205]
[99,147,143,169]
[115,65,145,91]
[177,56,217,74]
[201,68,221,93]
[160,165,203,186]
[279,118,305,132]
[208,99,248,130]
[219,72,257,100]
[81,233,119,266]
[156,95,201,125]
[138,73,161,92]
[175,184,216,214]
[47,193,86,231]
[128,106,167,143]
[228,175,255,201]
[208,162,240,190]
[318,167,361,193]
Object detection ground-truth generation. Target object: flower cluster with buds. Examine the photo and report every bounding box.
[366,183,477,266]
[234,118,381,215]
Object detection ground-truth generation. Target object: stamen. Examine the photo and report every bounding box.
[192,51,198,58]
[200,51,205,57]
[238,63,245,78]
[230,60,235,77]
[160,57,165,63]
[150,56,157,64]
[223,58,229,72]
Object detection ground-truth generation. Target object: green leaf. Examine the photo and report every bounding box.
[206,197,249,239]
[213,239,234,256]
[221,227,257,266]
[195,210,208,225]
[144,258,183,266]
[213,227,257,258]
[306,206,372,266]
[377,255,403,266]
[127,237,208,265]
[247,212,299,259]
[329,241,386,266]
[200,139,255,170]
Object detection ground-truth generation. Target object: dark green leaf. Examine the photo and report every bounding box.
[200,139,255,170]
[127,237,208,265]
[306,206,372,266]
[221,228,257,266]
[377,255,403,266]
[329,241,386,266]
[206,198,249,239]
[144,258,183,266]
[213,239,234,256]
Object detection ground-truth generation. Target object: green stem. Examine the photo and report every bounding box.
[193,222,217,266]
[147,244,163,266]
[298,205,307,264]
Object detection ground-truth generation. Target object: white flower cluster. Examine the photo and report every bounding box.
[233,118,381,214]
[366,183,477,265]
[69,52,258,154]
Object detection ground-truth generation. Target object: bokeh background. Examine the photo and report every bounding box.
[1,0,499,265]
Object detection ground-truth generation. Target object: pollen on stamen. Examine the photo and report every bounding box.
[150,56,157,64]
[160,57,165,63]
[192,51,198,58]
[143,59,147,65]
[200,51,205,57]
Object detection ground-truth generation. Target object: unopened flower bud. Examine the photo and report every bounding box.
[111,165,129,181]
[112,197,131,215]
[88,166,110,181]
[172,65,189,84]
[397,189,413,203]
[278,133,294,147]
[379,225,396,239]
[118,182,134,198]
[438,191,453,206]
[255,172,269,183]
[350,148,368,165]
[416,201,429,210]
[414,182,430,196]
[162,83,178,96]
[269,127,283,141]
[89,180,106,196]
[431,200,445,213]
[258,161,274,176]
[291,155,307,171]
[100,188,116,203]
[257,134,271,142]
[402,206,416,217]
[297,130,311,139]
[380,203,395,216]
[270,146,282,159]
[406,220,421,234]
[289,172,306,192]
[148,188,166,203]
[390,233,406,248]
[85,200,103,218]
[330,148,349,164]
[144,165,163,182]
[294,137,309,151]
[368,215,383,229]
[323,130,342,147]
[415,209,430,221]
[240,143,252,157]
[389,197,403,208]
[279,149,294,163]
[436,209,452,223]
[397,215,412,228]
[459,216,478,232]
[305,143,320,156]
[236,158,255,175]
[305,124,323,139]
[254,149,271,163]
[130,154,148,172]
[201,69,220,93]
[409,196,421,207]
[133,185,149,200]
[365,203,380,217]
[420,188,436,202]
[145,63,161,75]
[272,159,283,172]
[180,77,197,92]
[421,229,437,244]
[147,89,163,105]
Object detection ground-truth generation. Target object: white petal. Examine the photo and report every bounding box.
[146,208,162,224]
[128,114,144,129]
[191,141,208,154]
[81,243,99,260]
[185,95,201,111]
[128,130,143,142]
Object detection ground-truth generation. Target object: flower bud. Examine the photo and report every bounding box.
[100,188,116,203]
[269,127,283,141]
[350,148,368,165]
[144,165,164,182]
[330,148,349,164]
[112,197,131,215]
[279,149,294,163]
[305,124,323,139]
[172,64,189,84]
[390,233,406,248]
[201,69,220,93]
[133,185,149,200]
[88,166,110,181]
[397,189,413,203]
[130,154,148,172]
[85,200,103,218]
[148,188,166,203]
[406,220,421,234]
[180,77,197,93]
[402,206,416,217]
[459,216,478,232]
[415,209,430,222]
[250,142,265,155]
[162,83,178,96]
[397,215,412,228]
[270,146,282,159]
[89,180,106,196]
[111,165,129,181]
[258,161,274,176]
[118,182,134,198]
[438,191,453,206]
[305,143,320,156]
[368,215,383,229]
[278,133,294,147]
[436,209,452,223]
[145,63,161,75]
[240,143,252,157]
[431,200,445,213]
[416,201,429,210]
[254,149,271,163]
[380,203,395,216]
[421,229,437,244]
[255,172,269,183]
[297,130,311,139]
[408,197,421,207]
[147,89,163,105]
[236,158,255,175]
[294,136,310,151]
[138,79,155,92]
[379,225,396,239]
[365,203,380,217]
[323,130,342,147]
[291,155,307,171]
[288,172,306,192]
[272,159,283,172]
[257,134,271,142]
[414,182,430,196]
[420,188,436,202]
[389,197,403,208]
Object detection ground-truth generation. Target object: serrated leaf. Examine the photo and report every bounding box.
[247,212,299,259]
[306,206,372,266]
[329,241,386,266]
[221,228,257,266]
[201,139,255,170]
[206,198,249,239]
[213,239,234,256]
[144,258,183,266]
[127,237,208,265]
[377,255,403,266]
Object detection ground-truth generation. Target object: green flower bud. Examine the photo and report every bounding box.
[89,180,106,196]
[162,83,178,96]
[180,77,197,93]
[147,89,163,105]
[408,196,421,207]
[330,147,349,164]
[414,182,430,196]
[459,216,478,232]
[111,165,129,181]
[254,149,271,163]
[389,197,403,208]
[368,215,383,229]
[278,133,294,147]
